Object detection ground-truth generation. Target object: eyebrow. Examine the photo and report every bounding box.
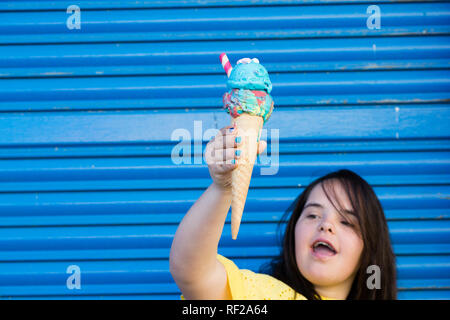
[304,202,356,216]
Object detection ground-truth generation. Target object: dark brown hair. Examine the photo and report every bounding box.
[260,169,397,300]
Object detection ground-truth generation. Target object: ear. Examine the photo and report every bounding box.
[257,140,267,155]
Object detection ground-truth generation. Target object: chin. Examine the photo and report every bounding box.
[300,267,334,285]
[298,259,345,287]
[307,273,342,287]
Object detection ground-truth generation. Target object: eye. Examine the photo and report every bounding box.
[307,214,318,219]
[341,220,353,227]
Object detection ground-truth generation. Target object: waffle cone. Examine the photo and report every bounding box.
[230,113,263,240]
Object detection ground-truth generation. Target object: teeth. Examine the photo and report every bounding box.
[314,241,335,252]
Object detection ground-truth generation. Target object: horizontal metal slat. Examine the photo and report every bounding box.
[0,221,448,251]
[397,279,450,290]
[1,106,449,145]
[0,3,448,44]
[2,58,449,79]
[397,289,450,300]
[2,94,448,112]
[0,283,180,297]
[396,256,450,279]
[1,70,449,103]
[0,150,448,181]
[0,138,449,159]
[0,186,448,220]
[10,294,182,300]
[1,243,450,263]
[0,0,444,11]
[0,208,448,229]
[1,36,449,78]
[1,174,449,193]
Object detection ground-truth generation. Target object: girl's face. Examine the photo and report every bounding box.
[294,180,364,297]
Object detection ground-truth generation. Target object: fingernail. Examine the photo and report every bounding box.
[229,127,234,133]
[231,159,235,164]
[235,136,241,143]
[235,150,241,157]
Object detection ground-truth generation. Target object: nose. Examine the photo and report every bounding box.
[318,220,335,234]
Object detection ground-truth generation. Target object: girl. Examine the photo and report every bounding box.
[170,124,397,300]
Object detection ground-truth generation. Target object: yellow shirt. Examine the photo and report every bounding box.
[180,254,332,300]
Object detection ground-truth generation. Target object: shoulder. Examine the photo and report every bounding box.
[217,254,307,300]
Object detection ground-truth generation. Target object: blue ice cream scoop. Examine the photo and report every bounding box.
[226,60,272,93]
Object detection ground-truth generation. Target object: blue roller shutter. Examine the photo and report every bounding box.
[0,1,449,300]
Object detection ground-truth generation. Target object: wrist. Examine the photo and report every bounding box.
[212,181,232,194]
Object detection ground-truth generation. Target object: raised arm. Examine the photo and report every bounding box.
[169,124,266,299]
[170,125,237,300]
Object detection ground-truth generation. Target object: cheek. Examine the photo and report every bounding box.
[340,231,364,269]
[294,220,313,257]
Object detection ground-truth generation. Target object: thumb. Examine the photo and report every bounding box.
[257,140,267,155]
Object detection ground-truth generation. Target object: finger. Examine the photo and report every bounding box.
[218,124,236,137]
[214,129,241,150]
[204,126,232,159]
[204,142,216,166]
[216,158,238,171]
[213,147,238,162]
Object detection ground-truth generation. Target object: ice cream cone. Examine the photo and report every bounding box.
[230,113,263,240]
[220,54,274,240]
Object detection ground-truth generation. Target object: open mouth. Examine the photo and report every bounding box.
[311,239,337,257]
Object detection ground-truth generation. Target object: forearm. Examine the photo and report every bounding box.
[170,182,231,283]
